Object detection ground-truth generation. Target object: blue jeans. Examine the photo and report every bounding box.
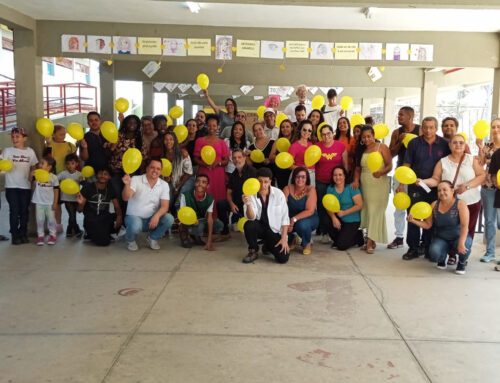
[288,214,319,247]
[316,181,329,235]
[124,213,174,242]
[429,235,473,264]
[185,218,223,236]
[481,188,500,257]
[5,188,31,238]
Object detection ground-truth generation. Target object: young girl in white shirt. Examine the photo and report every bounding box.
[31,156,59,245]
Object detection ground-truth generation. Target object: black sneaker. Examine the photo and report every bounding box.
[387,237,404,249]
[12,237,22,245]
[83,232,91,242]
[66,228,73,238]
[437,254,449,270]
[455,262,466,275]
[402,248,420,260]
[262,246,270,255]
[74,229,83,239]
[242,249,259,263]
[20,235,29,244]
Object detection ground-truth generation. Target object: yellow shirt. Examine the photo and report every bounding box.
[51,141,76,174]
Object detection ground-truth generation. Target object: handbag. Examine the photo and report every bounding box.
[451,154,465,195]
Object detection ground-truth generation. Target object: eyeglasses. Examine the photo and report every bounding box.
[295,175,307,179]
[302,129,312,133]
[451,141,465,145]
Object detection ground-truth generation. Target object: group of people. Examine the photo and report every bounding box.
[1,84,499,275]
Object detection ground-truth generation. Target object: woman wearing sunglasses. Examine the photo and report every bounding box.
[288,120,316,186]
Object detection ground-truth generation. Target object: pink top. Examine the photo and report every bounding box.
[289,141,313,169]
[315,140,346,183]
[194,137,230,164]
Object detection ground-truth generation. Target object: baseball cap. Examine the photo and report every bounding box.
[263,107,276,116]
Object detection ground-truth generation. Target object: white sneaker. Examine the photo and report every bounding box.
[231,223,239,232]
[146,237,160,250]
[320,234,331,244]
[127,241,138,251]
[117,226,127,238]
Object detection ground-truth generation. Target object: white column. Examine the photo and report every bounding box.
[420,71,438,118]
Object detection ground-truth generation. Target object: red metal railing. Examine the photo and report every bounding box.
[0,82,98,130]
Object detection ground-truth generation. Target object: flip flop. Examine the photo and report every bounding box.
[0,235,8,241]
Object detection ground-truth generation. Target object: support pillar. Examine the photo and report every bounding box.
[383,88,397,133]
[99,63,115,122]
[13,28,44,155]
[142,81,154,117]
[183,100,193,120]
[361,98,372,117]
[420,71,437,119]
[491,68,500,120]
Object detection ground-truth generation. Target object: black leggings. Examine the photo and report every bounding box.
[323,214,363,251]
[64,202,81,233]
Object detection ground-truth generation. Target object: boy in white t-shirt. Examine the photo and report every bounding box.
[31,156,59,245]
[58,153,82,238]
[322,88,344,129]
[0,127,38,245]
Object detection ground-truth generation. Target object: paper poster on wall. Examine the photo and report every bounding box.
[138,37,162,55]
[268,86,293,98]
[192,84,202,93]
[178,83,192,92]
[61,35,86,53]
[163,38,186,56]
[335,43,358,60]
[142,61,161,78]
[236,40,260,58]
[240,85,254,95]
[153,82,166,91]
[164,83,178,92]
[385,43,409,61]
[410,44,433,62]
[285,41,309,58]
[188,39,211,56]
[216,35,233,60]
[87,36,111,54]
[310,42,334,60]
[113,36,137,54]
[261,40,284,59]
[308,87,318,95]
[368,67,383,82]
[359,43,383,60]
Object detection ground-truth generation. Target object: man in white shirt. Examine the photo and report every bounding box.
[242,167,290,264]
[263,108,279,140]
[322,88,344,129]
[122,158,174,251]
[283,85,312,122]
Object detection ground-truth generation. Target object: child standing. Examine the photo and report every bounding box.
[1,127,38,245]
[44,124,77,233]
[57,153,82,237]
[31,156,59,245]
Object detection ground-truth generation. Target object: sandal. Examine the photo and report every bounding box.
[0,235,8,241]
[447,254,457,265]
[494,265,500,272]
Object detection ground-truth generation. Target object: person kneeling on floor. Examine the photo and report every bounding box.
[179,174,226,251]
[77,167,122,246]
[122,158,174,251]
[242,167,290,264]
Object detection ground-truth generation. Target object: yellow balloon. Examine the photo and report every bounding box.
[34,169,50,183]
[242,178,260,196]
[257,106,266,120]
[122,148,143,174]
[340,96,353,111]
[114,97,129,113]
[178,206,197,225]
[276,113,288,128]
[275,152,294,169]
[350,114,365,128]
[458,132,468,142]
[497,169,500,186]
[317,121,327,142]
[237,217,248,232]
[162,114,173,126]
[410,201,432,220]
[201,145,216,165]
[197,73,210,90]
[60,179,80,195]
[403,133,417,148]
[169,106,183,119]
[322,194,340,213]
[101,121,118,143]
[250,149,265,163]
[36,118,54,138]
[311,95,325,110]
[0,159,13,172]
[161,158,172,177]
[373,124,389,139]
[393,192,411,210]
[173,124,188,143]
[81,166,94,178]
[67,123,84,141]
[276,137,291,153]
[304,145,321,167]
[394,166,417,185]
[367,152,383,173]
[473,120,490,139]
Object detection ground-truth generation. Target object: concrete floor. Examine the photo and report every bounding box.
[0,195,499,383]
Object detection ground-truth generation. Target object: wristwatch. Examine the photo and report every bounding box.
[292,217,297,223]
[466,185,470,190]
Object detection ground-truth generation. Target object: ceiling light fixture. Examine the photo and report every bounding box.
[362,7,375,19]
[186,2,200,13]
